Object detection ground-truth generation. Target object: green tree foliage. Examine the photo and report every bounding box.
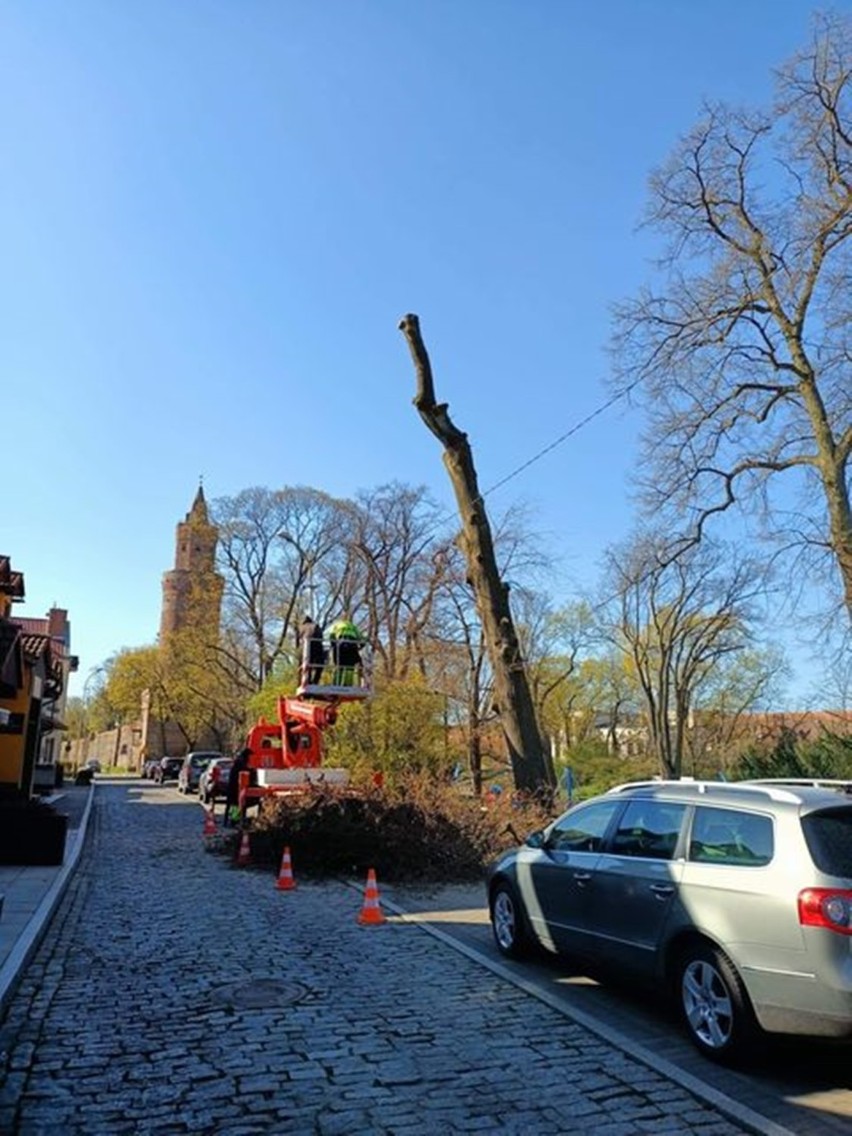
[245,657,299,726]
[735,728,852,780]
[63,696,86,741]
[160,617,249,751]
[683,646,789,778]
[100,647,160,721]
[323,677,458,783]
[522,599,595,744]
[554,738,657,803]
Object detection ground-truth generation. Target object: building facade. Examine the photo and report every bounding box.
[0,558,77,795]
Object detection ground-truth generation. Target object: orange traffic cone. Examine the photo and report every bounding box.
[236,831,251,867]
[203,809,217,836]
[276,846,296,891]
[357,868,386,926]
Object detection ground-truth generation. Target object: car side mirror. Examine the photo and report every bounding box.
[524,830,545,849]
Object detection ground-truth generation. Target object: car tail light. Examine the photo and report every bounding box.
[798,888,852,935]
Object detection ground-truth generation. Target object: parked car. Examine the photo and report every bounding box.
[153,756,184,784]
[177,751,220,794]
[487,778,852,1064]
[141,757,161,780]
[198,757,234,805]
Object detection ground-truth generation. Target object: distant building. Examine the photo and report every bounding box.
[68,487,226,770]
[733,709,852,747]
[143,486,224,761]
[159,484,223,643]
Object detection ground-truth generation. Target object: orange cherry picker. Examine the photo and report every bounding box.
[237,622,371,819]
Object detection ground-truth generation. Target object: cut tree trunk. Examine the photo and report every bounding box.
[399,313,553,797]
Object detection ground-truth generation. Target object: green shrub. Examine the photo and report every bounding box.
[557,740,657,801]
[733,727,852,780]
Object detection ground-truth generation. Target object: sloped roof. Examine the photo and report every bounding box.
[14,632,65,701]
[15,617,73,663]
[188,484,210,524]
[20,633,52,663]
[16,617,48,635]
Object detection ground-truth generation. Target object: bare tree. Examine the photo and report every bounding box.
[425,508,548,794]
[352,482,449,683]
[601,534,768,779]
[429,539,496,796]
[399,312,553,796]
[213,486,355,688]
[613,13,852,622]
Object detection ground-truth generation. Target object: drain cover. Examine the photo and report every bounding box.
[211,978,307,1011]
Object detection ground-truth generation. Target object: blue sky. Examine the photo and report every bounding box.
[1,2,827,700]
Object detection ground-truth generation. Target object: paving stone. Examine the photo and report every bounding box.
[0,786,759,1135]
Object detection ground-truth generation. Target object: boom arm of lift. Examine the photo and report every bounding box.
[245,697,339,771]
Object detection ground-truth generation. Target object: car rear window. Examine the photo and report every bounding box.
[801,808,852,877]
[689,806,773,866]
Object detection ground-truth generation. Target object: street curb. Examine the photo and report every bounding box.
[0,784,95,1017]
[375,888,797,1136]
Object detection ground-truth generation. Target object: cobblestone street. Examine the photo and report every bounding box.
[0,785,756,1135]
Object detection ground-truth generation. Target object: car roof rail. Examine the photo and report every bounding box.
[605,778,805,804]
[741,777,852,795]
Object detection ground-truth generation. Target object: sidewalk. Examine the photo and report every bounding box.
[0,783,94,1014]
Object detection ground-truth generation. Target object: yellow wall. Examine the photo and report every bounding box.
[0,676,30,788]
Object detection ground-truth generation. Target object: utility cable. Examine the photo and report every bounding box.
[480,383,640,500]
[422,377,642,540]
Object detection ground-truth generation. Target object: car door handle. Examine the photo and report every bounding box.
[649,883,675,898]
[572,871,593,883]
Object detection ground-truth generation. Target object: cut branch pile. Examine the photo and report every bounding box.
[223,778,553,883]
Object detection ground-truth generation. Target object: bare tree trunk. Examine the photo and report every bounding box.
[399,313,553,796]
[469,715,483,798]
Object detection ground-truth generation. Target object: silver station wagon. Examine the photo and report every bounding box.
[487,779,852,1063]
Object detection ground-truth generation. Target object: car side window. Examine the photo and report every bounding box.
[609,800,686,860]
[547,800,621,853]
[689,807,773,866]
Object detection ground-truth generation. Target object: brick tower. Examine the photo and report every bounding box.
[159,485,224,643]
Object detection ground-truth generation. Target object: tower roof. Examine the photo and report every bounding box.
[188,483,209,524]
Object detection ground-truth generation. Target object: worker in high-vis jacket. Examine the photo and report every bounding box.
[328,617,364,686]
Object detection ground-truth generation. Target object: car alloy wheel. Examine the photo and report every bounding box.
[678,943,756,1063]
[491,883,529,959]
